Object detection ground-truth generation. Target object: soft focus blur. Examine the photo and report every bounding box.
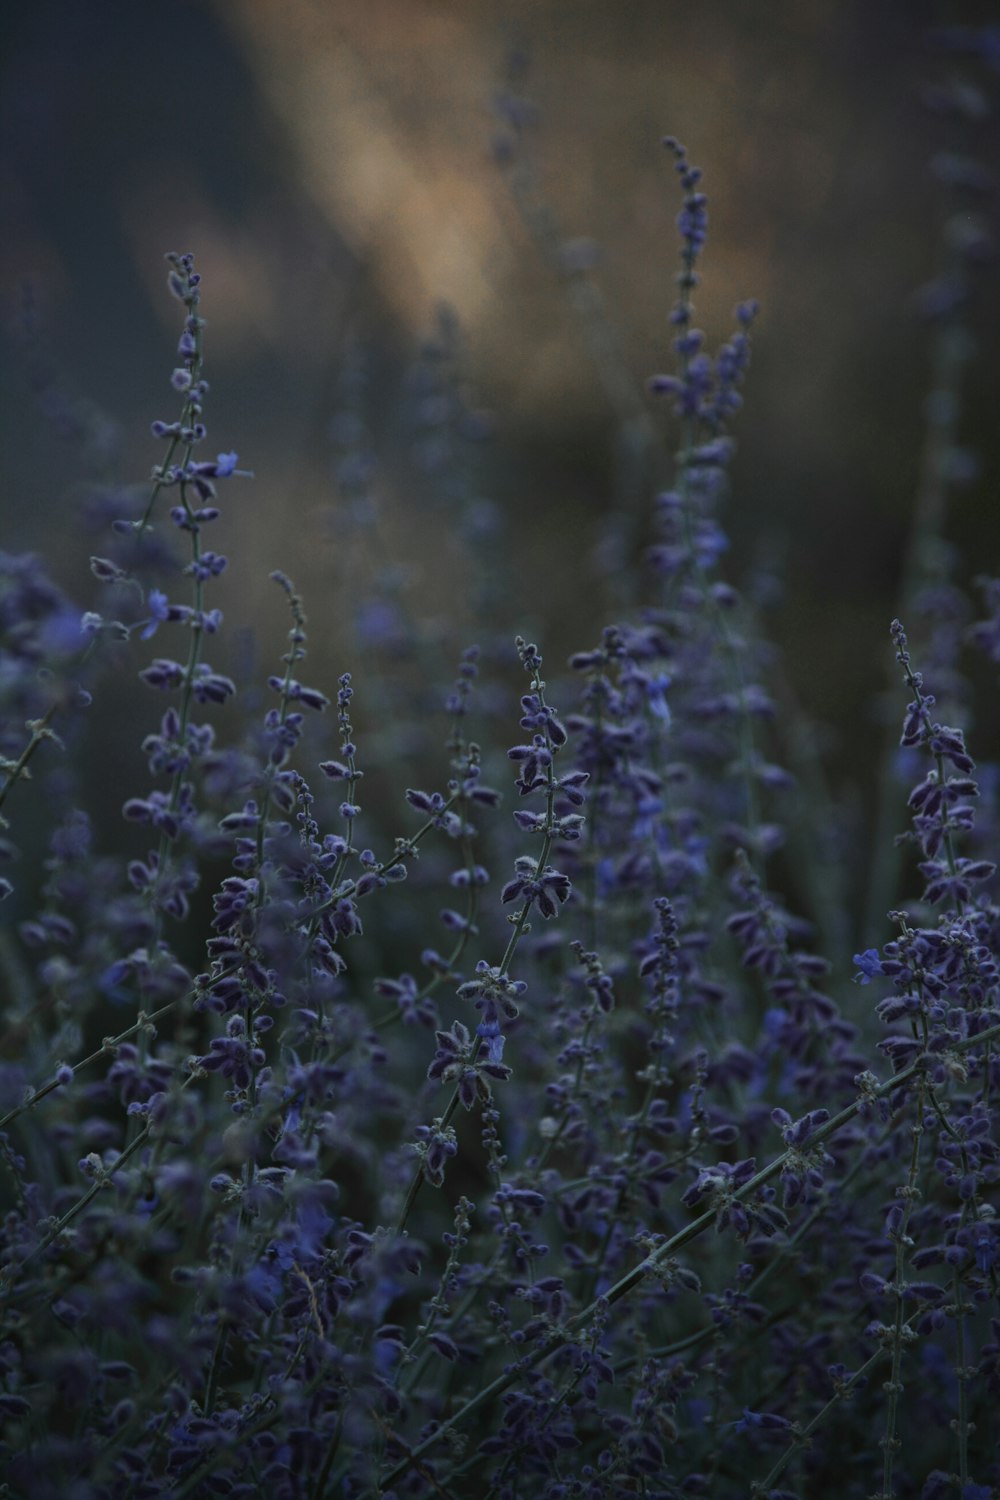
[2,0,999,821]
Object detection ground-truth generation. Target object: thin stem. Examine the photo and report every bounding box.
[381,1024,1000,1488]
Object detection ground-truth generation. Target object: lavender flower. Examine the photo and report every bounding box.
[2,73,999,1500]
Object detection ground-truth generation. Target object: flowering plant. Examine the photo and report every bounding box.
[1,51,998,1500]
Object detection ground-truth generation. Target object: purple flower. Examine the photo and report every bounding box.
[500,855,572,918]
[199,1020,266,1090]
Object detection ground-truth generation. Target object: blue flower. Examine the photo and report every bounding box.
[852,948,883,985]
[731,1407,791,1434]
[646,672,672,724]
[140,588,170,640]
[972,1226,995,1275]
[477,1020,506,1065]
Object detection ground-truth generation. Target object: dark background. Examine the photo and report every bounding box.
[2,0,999,933]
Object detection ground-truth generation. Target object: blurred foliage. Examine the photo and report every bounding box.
[2,0,999,881]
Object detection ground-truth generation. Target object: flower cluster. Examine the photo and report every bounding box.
[1,90,998,1500]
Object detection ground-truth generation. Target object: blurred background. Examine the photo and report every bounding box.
[2,0,999,933]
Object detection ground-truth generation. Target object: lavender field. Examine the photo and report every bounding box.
[1,8,999,1498]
